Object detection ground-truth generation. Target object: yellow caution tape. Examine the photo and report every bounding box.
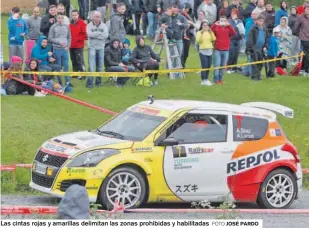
[2,53,303,77]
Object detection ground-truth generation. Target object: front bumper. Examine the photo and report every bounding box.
[29,181,98,202]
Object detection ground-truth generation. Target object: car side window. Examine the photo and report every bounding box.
[232,115,268,141]
[164,114,228,144]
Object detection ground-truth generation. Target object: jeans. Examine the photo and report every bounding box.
[86,48,104,87]
[78,0,89,20]
[142,13,148,36]
[251,49,263,80]
[147,12,158,38]
[53,49,70,85]
[9,45,24,61]
[227,40,240,70]
[39,64,62,82]
[70,48,85,73]
[107,66,135,85]
[213,50,229,83]
[243,55,252,76]
[267,56,276,77]
[199,53,212,80]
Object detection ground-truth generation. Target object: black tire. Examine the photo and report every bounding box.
[257,168,297,209]
[99,167,146,210]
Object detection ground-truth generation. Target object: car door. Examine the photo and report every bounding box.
[161,110,238,202]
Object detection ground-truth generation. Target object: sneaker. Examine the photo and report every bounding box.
[34,91,46,97]
[115,84,123,88]
[204,80,212,86]
[154,79,159,86]
[150,81,154,86]
[201,80,206,85]
[227,70,235,74]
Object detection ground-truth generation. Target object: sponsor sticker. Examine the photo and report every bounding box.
[270,128,282,137]
[188,147,214,154]
[132,106,160,115]
[67,168,86,174]
[44,142,67,152]
[227,149,281,174]
[133,147,153,153]
[175,184,198,193]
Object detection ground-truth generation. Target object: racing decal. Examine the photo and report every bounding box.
[131,106,161,115]
[269,128,282,137]
[175,184,199,193]
[188,147,214,154]
[172,146,186,158]
[132,147,153,153]
[67,168,86,174]
[44,142,68,152]
[227,149,280,175]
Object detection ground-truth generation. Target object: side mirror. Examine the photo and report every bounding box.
[157,137,179,146]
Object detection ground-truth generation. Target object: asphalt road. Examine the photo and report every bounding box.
[1,191,309,228]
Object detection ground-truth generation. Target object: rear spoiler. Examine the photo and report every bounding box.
[241,102,294,118]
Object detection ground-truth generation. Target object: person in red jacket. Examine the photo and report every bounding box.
[211,15,236,84]
[69,9,87,80]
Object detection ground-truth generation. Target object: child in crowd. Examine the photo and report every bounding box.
[267,27,281,77]
[121,38,132,65]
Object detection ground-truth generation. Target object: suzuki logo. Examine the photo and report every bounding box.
[42,154,49,162]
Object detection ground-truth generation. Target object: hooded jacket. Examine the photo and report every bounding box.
[267,35,279,57]
[131,36,160,64]
[104,39,122,69]
[211,22,237,51]
[31,36,52,66]
[144,0,158,13]
[40,13,57,37]
[57,185,90,219]
[109,13,126,42]
[170,12,189,40]
[8,17,28,45]
[70,19,87,49]
[23,59,42,82]
[275,3,288,26]
[87,21,108,50]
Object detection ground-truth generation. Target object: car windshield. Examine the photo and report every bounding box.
[96,110,167,141]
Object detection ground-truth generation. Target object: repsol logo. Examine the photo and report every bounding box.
[227,150,280,174]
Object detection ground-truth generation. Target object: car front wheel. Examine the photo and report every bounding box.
[99,167,146,210]
[257,168,297,209]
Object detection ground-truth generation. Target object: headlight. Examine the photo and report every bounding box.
[67,149,120,167]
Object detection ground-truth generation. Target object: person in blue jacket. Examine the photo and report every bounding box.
[8,7,28,61]
[31,35,62,81]
[275,1,288,26]
[266,27,281,77]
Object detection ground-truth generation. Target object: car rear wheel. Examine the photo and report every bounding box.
[99,167,146,210]
[257,168,297,209]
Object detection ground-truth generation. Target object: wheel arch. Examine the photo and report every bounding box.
[97,163,150,205]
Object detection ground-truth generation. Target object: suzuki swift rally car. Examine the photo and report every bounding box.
[30,100,303,209]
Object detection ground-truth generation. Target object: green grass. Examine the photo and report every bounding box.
[1,13,309,193]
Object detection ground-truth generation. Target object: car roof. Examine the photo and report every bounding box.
[136,100,277,120]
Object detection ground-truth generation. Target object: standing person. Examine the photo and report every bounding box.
[196,20,216,86]
[266,27,281,78]
[294,3,309,75]
[194,11,206,33]
[217,0,229,20]
[104,39,135,87]
[46,0,58,14]
[225,0,244,20]
[157,0,179,14]
[141,0,149,37]
[246,14,268,81]
[252,0,265,16]
[227,8,245,73]
[124,0,143,35]
[41,5,57,37]
[27,7,41,42]
[109,3,127,44]
[8,7,28,61]
[70,10,87,80]
[275,1,288,26]
[144,0,159,40]
[197,0,217,25]
[211,15,236,84]
[131,36,161,86]
[78,0,89,20]
[193,0,203,21]
[97,0,110,22]
[59,0,71,18]
[48,13,72,86]
[31,36,62,81]
[289,6,301,64]
[244,0,257,19]
[57,4,71,26]
[261,3,276,35]
[86,11,109,88]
